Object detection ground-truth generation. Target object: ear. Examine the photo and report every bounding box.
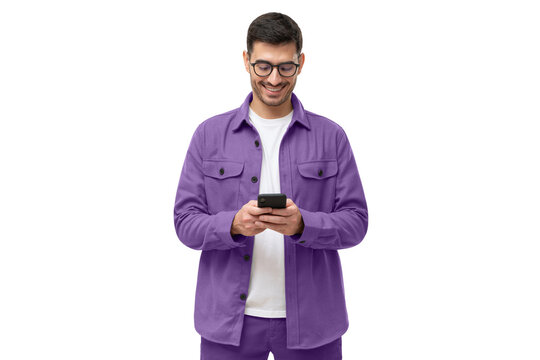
[297,53,305,75]
[242,50,250,73]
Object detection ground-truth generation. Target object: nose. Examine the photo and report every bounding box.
[266,66,282,85]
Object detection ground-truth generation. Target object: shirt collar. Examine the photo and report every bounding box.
[231,92,311,132]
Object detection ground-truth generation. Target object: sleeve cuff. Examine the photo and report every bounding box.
[287,208,320,247]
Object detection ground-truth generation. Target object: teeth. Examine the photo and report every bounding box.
[265,86,283,92]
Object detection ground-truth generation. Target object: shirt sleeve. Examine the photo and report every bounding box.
[173,123,248,251]
[288,128,368,250]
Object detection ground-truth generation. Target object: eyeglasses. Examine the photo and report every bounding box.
[249,60,300,77]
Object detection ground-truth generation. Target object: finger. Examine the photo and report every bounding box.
[271,200,295,216]
[256,221,286,233]
[247,214,263,222]
[249,206,273,215]
[258,214,288,225]
[269,207,292,216]
[253,222,267,230]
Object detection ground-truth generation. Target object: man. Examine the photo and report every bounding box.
[173,12,368,360]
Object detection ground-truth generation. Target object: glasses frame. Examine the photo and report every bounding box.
[249,60,301,78]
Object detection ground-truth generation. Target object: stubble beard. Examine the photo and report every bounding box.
[251,74,296,108]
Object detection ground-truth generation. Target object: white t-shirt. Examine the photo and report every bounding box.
[244,106,293,318]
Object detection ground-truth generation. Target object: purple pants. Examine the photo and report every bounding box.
[200,315,342,360]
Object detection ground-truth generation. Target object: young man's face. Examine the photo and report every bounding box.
[243,41,305,109]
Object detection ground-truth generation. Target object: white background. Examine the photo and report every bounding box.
[1,0,539,359]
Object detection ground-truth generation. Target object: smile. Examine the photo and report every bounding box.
[263,84,285,93]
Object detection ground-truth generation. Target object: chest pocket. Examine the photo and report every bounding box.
[296,159,338,212]
[202,159,244,213]
[297,159,338,179]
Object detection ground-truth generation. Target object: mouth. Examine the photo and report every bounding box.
[262,84,286,95]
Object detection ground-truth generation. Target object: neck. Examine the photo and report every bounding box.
[249,95,293,119]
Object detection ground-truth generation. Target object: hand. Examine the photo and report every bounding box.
[254,198,304,236]
[231,200,273,237]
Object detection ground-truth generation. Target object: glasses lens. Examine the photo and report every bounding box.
[279,63,296,77]
[254,63,272,76]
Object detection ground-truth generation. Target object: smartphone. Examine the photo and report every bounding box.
[257,193,287,209]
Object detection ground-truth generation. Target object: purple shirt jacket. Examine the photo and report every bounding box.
[173,92,368,349]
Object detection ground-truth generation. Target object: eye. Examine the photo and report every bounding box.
[255,63,271,71]
[279,64,294,72]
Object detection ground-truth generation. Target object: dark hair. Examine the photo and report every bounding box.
[247,12,303,60]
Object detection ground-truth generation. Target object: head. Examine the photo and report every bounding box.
[243,12,305,115]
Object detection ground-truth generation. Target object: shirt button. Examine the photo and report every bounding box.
[243,254,251,261]
[251,176,258,183]
[318,169,323,177]
[219,168,225,175]
[240,293,247,300]
[254,140,260,147]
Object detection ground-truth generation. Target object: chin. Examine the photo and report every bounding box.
[260,88,289,106]
[262,96,285,106]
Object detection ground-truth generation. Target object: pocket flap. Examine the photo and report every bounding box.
[202,159,244,179]
[297,159,338,179]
